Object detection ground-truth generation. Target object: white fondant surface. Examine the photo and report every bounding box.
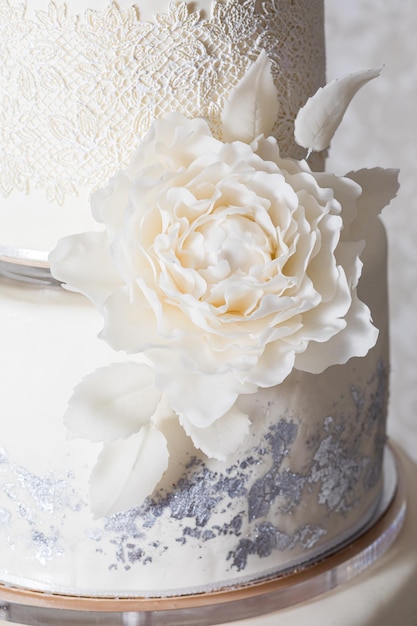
[21,0,214,19]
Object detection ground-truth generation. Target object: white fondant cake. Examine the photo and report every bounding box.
[0,0,399,601]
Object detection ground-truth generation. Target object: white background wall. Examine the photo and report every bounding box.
[326,0,417,462]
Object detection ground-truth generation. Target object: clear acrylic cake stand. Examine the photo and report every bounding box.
[0,444,407,626]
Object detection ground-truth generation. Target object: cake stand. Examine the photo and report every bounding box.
[0,444,407,626]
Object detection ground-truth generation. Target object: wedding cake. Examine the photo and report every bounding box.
[0,0,399,602]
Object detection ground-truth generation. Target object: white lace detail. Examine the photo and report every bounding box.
[0,0,324,204]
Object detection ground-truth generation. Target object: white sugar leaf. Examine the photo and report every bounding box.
[64,362,161,442]
[294,68,381,154]
[221,50,279,143]
[90,426,169,517]
[179,404,250,461]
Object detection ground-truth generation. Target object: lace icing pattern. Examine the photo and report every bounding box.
[0,0,324,204]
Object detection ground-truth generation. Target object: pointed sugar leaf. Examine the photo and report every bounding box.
[294,68,381,154]
[90,426,169,517]
[64,362,161,442]
[221,50,279,143]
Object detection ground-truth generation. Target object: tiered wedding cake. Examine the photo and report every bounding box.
[0,0,399,601]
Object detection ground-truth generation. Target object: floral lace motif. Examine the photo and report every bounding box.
[0,0,324,204]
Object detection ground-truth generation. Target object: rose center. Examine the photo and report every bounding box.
[182,212,275,278]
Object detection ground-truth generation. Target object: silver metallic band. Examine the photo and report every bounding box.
[0,246,58,285]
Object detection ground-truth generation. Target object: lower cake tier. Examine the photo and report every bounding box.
[0,446,414,626]
[0,444,410,626]
[0,223,389,596]
[0,310,388,595]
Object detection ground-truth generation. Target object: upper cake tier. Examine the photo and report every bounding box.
[0,0,325,255]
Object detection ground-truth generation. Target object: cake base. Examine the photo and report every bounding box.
[0,443,408,626]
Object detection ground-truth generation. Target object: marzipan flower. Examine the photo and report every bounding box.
[49,53,399,516]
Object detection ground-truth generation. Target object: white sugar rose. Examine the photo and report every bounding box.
[49,57,400,515]
[51,112,378,435]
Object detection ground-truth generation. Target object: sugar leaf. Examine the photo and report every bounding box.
[294,68,381,154]
[90,426,169,517]
[64,362,161,442]
[221,50,279,143]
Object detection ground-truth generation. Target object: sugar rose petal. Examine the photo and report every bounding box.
[179,404,251,461]
[151,347,253,429]
[49,231,122,308]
